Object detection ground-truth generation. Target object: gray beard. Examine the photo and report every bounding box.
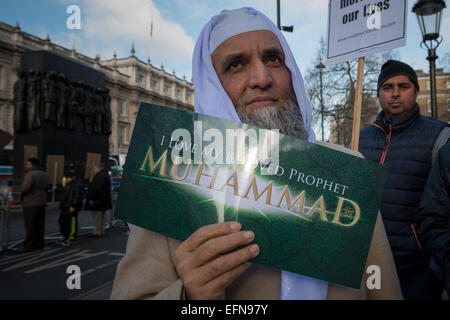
[236,99,309,140]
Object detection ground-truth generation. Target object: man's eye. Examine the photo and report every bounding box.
[228,61,243,70]
[266,56,282,64]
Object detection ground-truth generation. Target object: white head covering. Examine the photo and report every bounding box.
[192,7,316,143]
[209,9,272,53]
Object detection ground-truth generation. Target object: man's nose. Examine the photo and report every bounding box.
[248,61,272,89]
[392,86,400,97]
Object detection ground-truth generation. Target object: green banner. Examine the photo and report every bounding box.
[115,103,387,289]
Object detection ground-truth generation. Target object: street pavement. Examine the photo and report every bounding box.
[0,204,129,300]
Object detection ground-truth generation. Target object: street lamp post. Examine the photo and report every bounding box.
[277,0,294,32]
[412,0,446,119]
[316,59,326,141]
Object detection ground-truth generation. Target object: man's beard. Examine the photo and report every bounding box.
[236,98,309,140]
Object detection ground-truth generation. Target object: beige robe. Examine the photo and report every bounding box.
[110,142,403,300]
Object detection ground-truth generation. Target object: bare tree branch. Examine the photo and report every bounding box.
[304,37,400,145]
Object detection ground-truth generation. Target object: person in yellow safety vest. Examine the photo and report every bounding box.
[58,171,83,246]
[62,163,76,187]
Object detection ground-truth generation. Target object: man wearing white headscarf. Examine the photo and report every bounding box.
[111,7,402,300]
[193,7,314,143]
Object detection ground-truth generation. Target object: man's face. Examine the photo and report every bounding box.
[24,161,33,171]
[378,75,418,116]
[211,30,294,118]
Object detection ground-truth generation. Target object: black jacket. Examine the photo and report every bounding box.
[359,105,447,277]
[60,178,84,212]
[86,169,112,211]
[419,142,450,293]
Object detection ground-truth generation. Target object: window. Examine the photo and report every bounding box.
[447,99,450,112]
[119,100,127,117]
[447,80,450,89]
[185,91,191,103]
[163,81,169,94]
[136,73,144,84]
[427,100,431,113]
[175,86,181,99]
[0,65,3,89]
[118,125,127,145]
[151,78,158,91]
[427,81,430,90]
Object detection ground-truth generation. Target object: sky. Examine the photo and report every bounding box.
[1,0,449,83]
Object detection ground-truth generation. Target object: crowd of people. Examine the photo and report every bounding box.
[18,159,112,252]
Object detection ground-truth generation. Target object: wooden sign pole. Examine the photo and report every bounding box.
[351,57,365,151]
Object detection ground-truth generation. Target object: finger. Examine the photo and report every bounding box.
[194,243,259,285]
[191,230,256,268]
[180,222,242,253]
[201,261,253,299]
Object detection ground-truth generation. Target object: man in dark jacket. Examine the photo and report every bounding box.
[58,171,84,246]
[419,143,450,295]
[86,162,111,237]
[358,60,450,299]
[19,158,50,252]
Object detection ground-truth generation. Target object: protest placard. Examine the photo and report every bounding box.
[115,103,388,288]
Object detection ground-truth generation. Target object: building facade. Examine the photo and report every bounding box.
[0,22,194,156]
[416,68,450,124]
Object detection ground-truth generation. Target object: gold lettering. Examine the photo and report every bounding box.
[305,195,328,222]
[139,146,168,176]
[171,161,192,181]
[218,171,240,195]
[332,197,361,227]
[194,164,220,189]
[242,176,273,205]
[276,186,306,214]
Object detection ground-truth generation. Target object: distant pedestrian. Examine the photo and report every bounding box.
[58,171,83,246]
[19,158,50,253]
[86,163,111,237]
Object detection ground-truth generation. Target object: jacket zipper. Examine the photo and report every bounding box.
[372,122,392,165]
[411,223,425,254]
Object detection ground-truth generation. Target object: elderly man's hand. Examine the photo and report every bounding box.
[174,222,259,300]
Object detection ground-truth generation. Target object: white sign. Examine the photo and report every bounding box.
[326,0,407,66]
